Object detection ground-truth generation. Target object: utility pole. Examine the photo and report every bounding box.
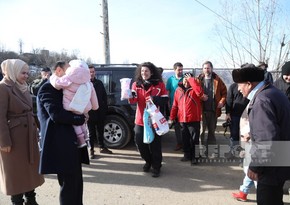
[18,39,23,54]
[102,0,111,64]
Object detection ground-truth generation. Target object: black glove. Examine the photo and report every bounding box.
[131,90,137,98]
[73,114,86,125]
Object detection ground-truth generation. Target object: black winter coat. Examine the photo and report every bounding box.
[88,78,108,122]
[225,83,249,117]
[248,83,290,185]
[37,82,89,174]
[273,76,290,102]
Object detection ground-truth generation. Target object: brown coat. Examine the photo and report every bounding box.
[0,78,44,195]
[198,72,227,117]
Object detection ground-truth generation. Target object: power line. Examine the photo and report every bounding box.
[192,0,250,37]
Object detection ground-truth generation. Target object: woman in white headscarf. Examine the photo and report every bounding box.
[0,59,44,205]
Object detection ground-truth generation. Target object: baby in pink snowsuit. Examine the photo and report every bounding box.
[50,60,99,147]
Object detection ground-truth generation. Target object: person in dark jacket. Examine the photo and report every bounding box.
[274,61,290,102]
[87,65,112,159]
[29,67,51,96]
[257,62,273,84]
[224,82,249,158]
[37,61,89,205]
[166,62,184,151]
[169,72,204,165]
[232,63,290,205]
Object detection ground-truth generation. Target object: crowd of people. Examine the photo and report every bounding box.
[0,58,289,205]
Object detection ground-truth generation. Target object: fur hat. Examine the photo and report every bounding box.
[65,60,90,84]
[232,63,264,83]
[282,61,290,76]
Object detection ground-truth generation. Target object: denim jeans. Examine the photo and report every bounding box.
[240,175,255,194]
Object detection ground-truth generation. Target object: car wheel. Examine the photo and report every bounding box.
[103,115,132,149]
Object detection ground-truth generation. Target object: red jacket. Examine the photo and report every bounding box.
[129,81,168,126]
[170,77,204,122]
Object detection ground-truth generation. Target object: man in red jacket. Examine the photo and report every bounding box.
[169,73,205,165]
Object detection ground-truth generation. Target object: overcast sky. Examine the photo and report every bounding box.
[0,0,289,68]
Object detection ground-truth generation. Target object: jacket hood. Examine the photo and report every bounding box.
[66,60,90,84]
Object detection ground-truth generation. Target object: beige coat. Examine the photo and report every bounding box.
[0,78,44,195]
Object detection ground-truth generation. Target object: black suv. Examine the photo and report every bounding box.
[93,64,137,149]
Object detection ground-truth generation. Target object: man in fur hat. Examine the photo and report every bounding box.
[232,63,290,205]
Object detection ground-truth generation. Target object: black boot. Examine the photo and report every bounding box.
[11,193,24,205]
[24,190,39,205]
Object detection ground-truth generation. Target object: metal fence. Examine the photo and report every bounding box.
[163,68,281,89]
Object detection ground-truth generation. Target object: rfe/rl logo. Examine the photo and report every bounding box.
[152,123,159,130]
[159,117,167,124]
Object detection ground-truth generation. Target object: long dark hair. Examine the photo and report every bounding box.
[134,62,163,87]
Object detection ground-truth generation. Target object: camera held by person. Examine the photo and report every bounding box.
[222,119,231,136]
[222,119,231,128]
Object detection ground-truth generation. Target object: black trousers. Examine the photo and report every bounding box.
[201,111,217,145]
[174,122,182,145]
[256,181,285,205]
[180,122,200,159]
[134,125,162,170]
[11,190,36,204]
[57,150,84,205]
[87,117,106,150]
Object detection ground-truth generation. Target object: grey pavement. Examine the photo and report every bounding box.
[1,129,290,205]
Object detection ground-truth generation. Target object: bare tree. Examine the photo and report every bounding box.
[215,0,290,70]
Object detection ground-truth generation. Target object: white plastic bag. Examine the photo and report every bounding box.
[146,100,169,136]
[120,78,132,100]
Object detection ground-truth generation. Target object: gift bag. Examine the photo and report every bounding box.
[146,100,169,136]
[143,109,155,144]
[120,78,132,100]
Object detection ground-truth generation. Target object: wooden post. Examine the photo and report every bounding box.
[102,0,111,64]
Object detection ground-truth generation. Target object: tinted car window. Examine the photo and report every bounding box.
[93,64,137,149]
[96,71,111,93]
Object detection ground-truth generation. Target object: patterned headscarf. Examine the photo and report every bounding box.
[1,59,28,93]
